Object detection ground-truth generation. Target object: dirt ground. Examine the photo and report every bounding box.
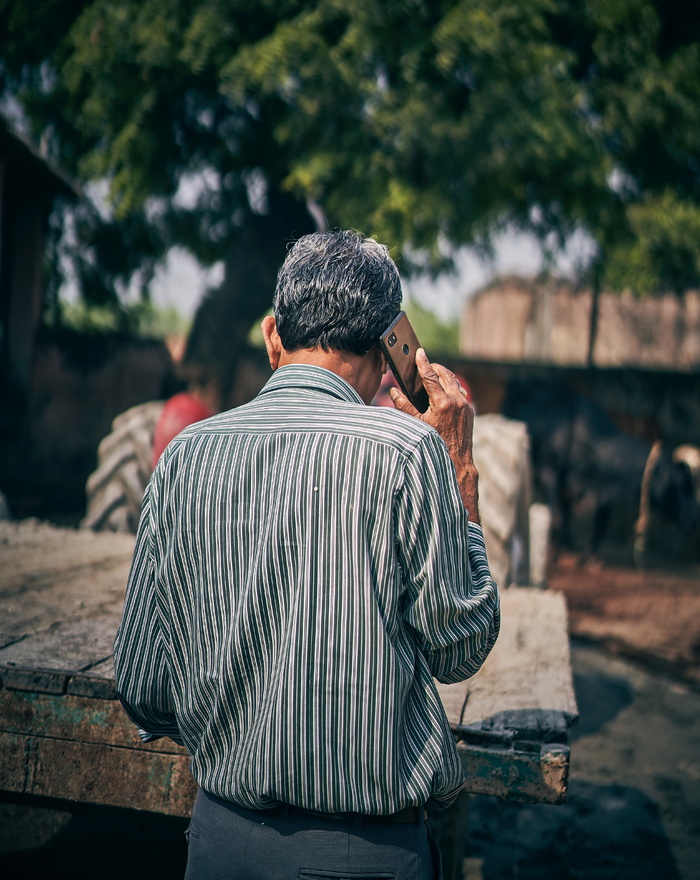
[462,555,700,880]
[1,554,699,880]
[549,554,700,688]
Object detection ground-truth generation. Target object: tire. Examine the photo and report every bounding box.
[473,414,535,587]
[81,401,164,533]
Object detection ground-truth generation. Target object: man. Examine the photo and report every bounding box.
[114,230,500,880]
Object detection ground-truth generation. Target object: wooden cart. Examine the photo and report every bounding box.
[0,520,577,878]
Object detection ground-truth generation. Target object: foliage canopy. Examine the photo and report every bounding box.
[2,0,699,326]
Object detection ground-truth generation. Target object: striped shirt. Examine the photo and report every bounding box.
[114,364,500,813]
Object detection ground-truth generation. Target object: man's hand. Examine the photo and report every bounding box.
[389,349,480,522]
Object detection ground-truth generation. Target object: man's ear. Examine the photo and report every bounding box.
[261,315,283,370]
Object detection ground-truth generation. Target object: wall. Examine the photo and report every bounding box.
[0,328,273,522]
[445,358,700,448]
[442,357,700,560]
[460,278,700,371]
[0,329,173,520]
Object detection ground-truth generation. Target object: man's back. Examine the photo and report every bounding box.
[116,364,498,815]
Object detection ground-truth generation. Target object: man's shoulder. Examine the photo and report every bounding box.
[183,396,440,455]
[355,404,439,448]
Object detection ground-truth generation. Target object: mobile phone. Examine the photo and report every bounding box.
[379,311,429,413]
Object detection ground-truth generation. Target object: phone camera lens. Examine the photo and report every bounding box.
[402,344,409,355]
[388,333,397,347]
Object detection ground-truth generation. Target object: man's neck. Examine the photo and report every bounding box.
[261,315,385,405]
[278,347,382,405]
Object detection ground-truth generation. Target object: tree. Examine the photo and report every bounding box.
[1,0,699,395]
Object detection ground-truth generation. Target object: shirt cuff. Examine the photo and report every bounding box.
[138,728,162,743]
[466,521,497,587]
[137,726,185,747]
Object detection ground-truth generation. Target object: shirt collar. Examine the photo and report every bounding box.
[257,364,366,405]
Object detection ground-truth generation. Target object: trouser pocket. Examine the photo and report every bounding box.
[299,872,395,879]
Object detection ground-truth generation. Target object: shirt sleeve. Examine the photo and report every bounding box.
[113,476,184,745]
[395,430,500,684]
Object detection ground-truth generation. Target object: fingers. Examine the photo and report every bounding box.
[388,386,419,416]
[389,350,476,484]
[432,363,464,397]
[415,348,443,395]
[417,350,469,408]
[390,349,471,425]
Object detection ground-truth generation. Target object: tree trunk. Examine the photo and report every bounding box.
[586,259,602,368]
[180,191,317,409]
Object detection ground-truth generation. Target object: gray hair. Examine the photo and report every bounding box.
[273,230,402,355]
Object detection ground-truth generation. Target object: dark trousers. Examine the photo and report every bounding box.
[184,789,441,880]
